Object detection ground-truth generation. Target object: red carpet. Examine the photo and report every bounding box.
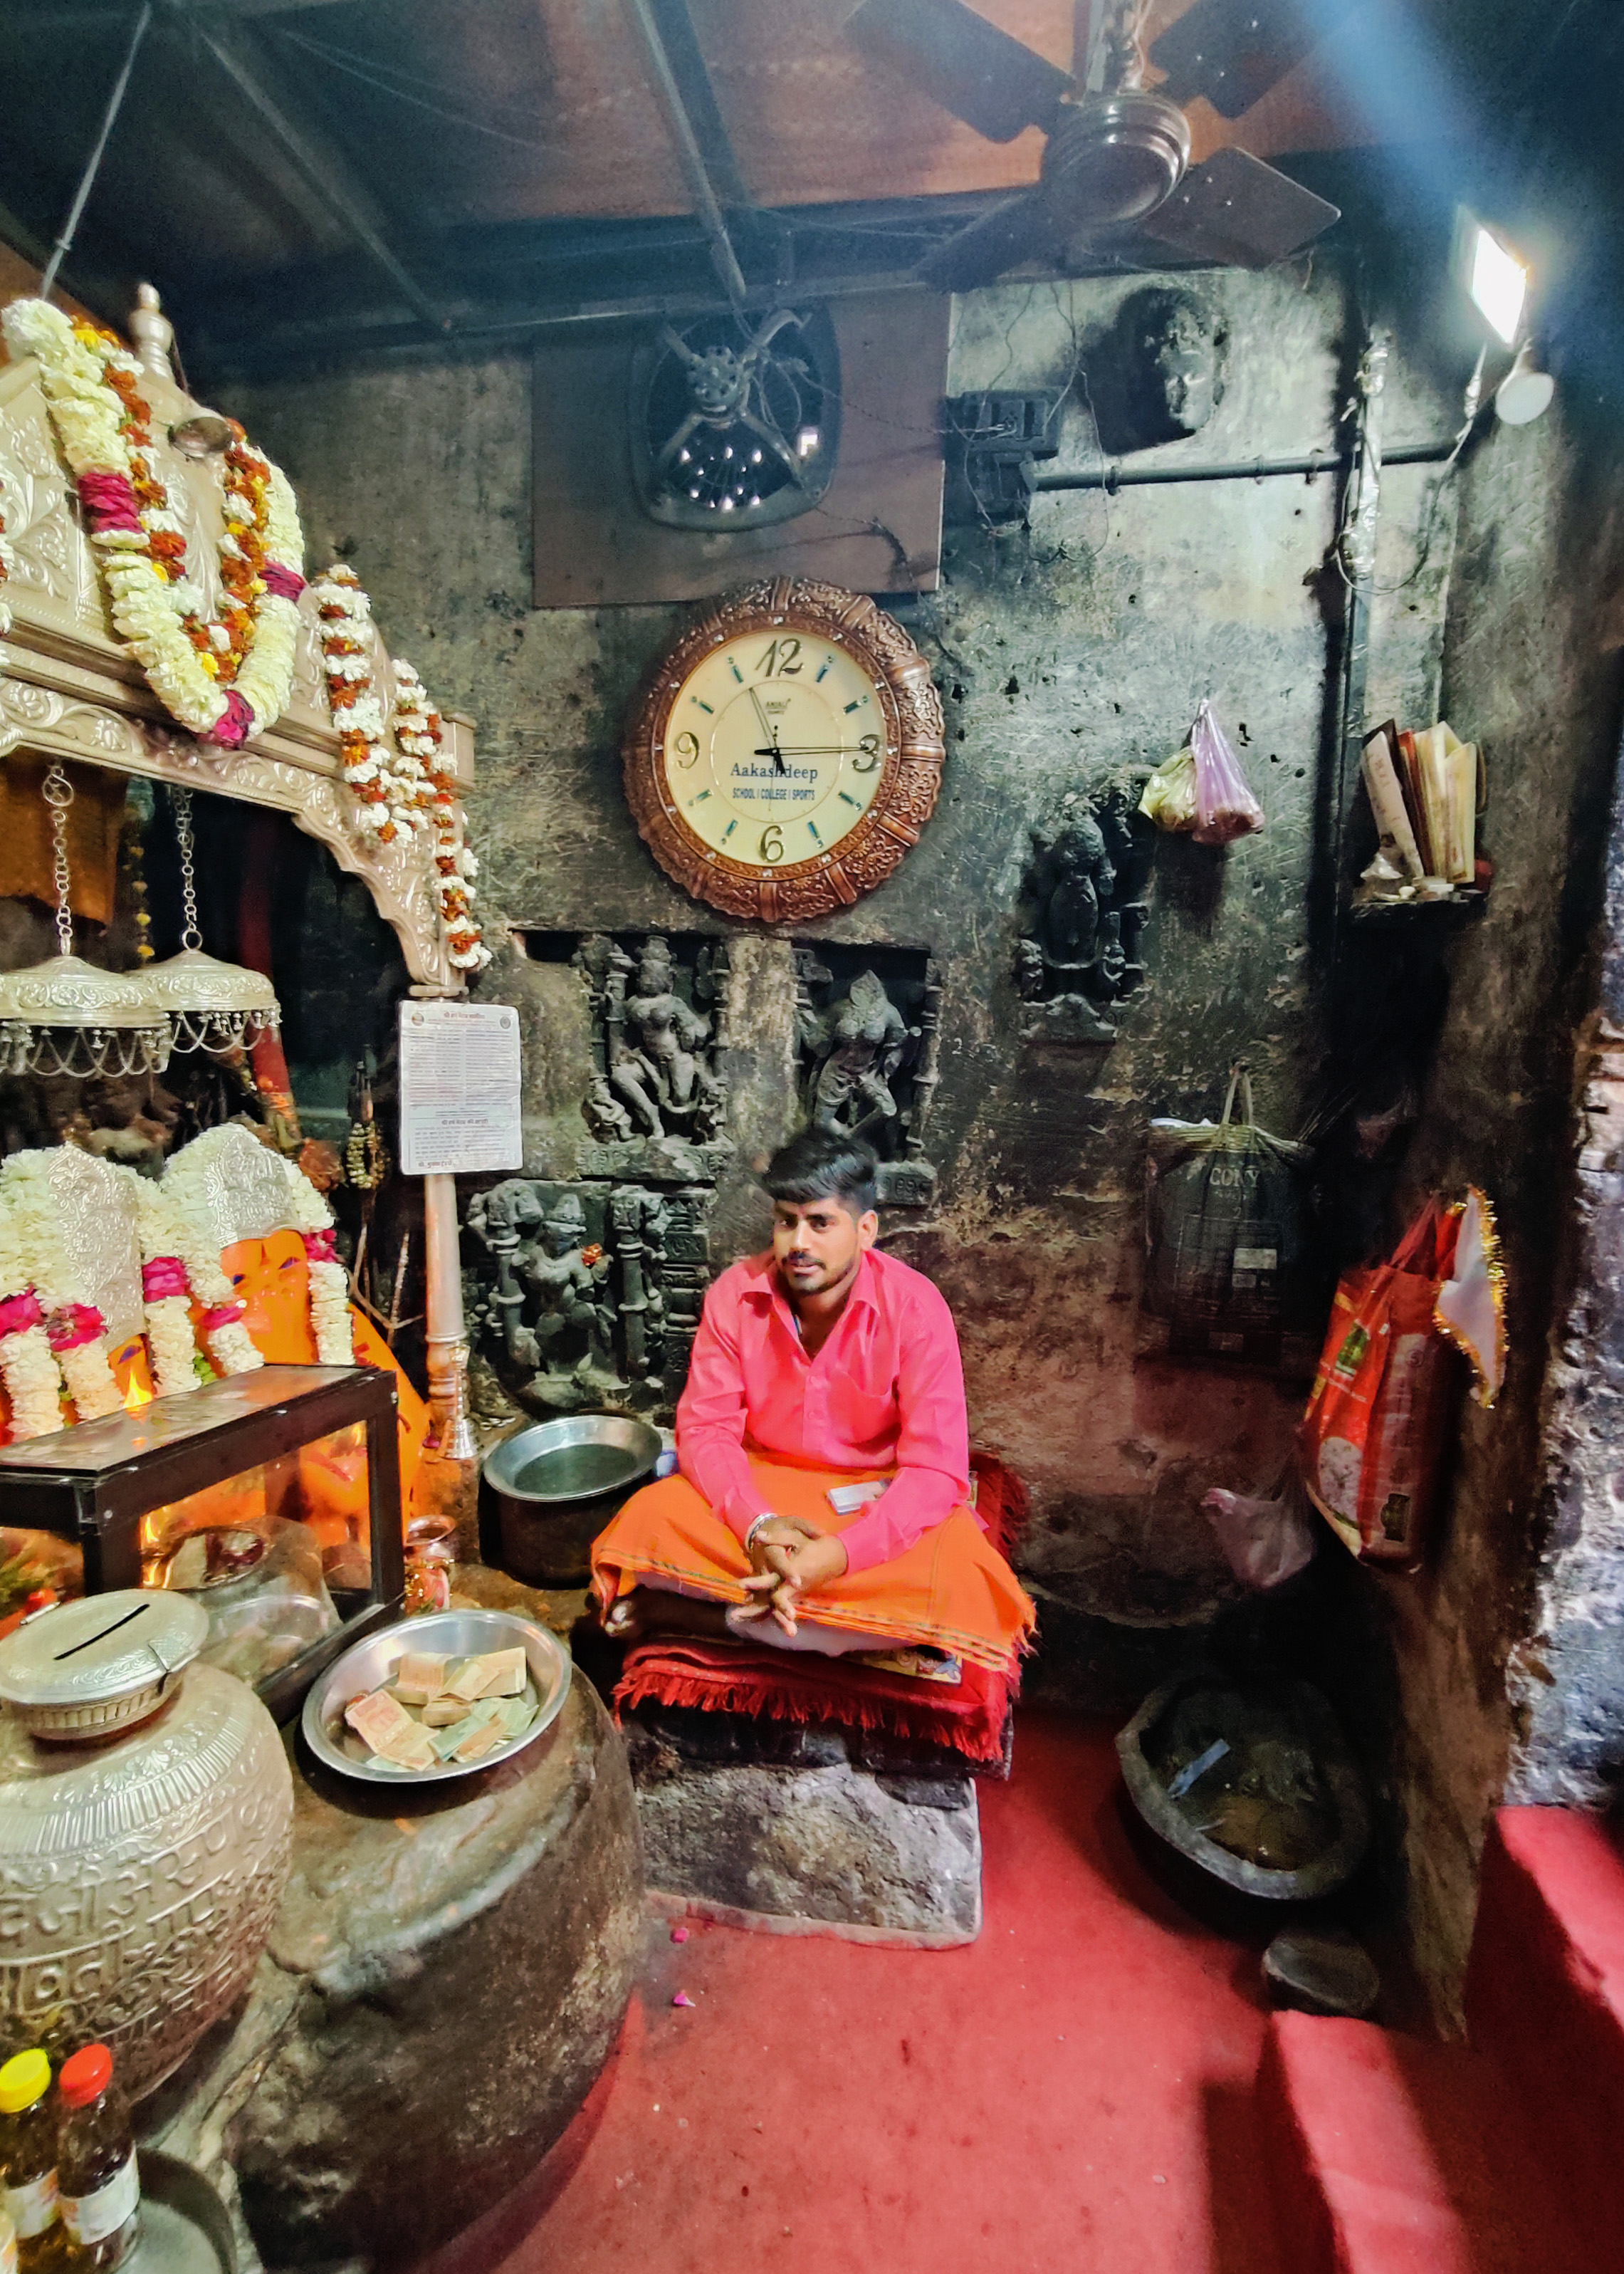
[446,1715,1285,2274]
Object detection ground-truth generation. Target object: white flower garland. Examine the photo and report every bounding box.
[401,660,492,973]
[0,1153,122,1422]
[0,1320,63,1440]
[0,501,13,637]
[277,1159,355,1366]
[0,1201,64,1441]
[310,566,431,841]
[125,1174,206,1400]
[0,298,305,744]
[309,563,490,970]
[158,1134,265,1378]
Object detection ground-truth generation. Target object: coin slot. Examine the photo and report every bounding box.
[54,1604,150,1660]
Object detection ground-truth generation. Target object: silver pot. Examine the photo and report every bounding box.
[0,1592,293,2097]
[481,1414,663,1585]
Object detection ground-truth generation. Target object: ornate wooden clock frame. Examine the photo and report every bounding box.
[623,576,945,923]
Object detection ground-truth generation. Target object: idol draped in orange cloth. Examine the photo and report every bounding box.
[592,1133,1034,1676]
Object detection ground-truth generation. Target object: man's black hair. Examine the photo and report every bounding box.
[762,1129,879,1221]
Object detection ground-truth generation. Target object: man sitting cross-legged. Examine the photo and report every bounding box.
[592,1131,1034,1675]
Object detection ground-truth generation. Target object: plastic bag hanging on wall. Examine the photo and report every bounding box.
[1190,702,1264,845]
[1139,702,1264,845]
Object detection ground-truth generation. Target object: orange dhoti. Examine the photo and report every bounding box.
[591,1455,1034,1676]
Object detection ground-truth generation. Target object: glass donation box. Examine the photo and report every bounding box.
[0,1365,404,1717]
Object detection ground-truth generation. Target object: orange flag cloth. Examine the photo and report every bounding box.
[592,1454,1034,1677]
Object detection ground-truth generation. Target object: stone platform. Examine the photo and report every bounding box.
[143,1576,644,2273]
[625,1709,983,1946]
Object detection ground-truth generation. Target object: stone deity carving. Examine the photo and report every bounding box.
[1116,286,1223,446]
[803,966,911,1142]
[1017,776,1153,1043]
[793,954,941,1204]
[467,1182,617,1409]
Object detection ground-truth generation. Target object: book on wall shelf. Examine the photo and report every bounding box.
[1355,717,1489,916]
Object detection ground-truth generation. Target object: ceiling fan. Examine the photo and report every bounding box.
[847,0,1343,291]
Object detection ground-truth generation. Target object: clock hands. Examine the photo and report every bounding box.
[747,686,787,775]
[752,745,868,758]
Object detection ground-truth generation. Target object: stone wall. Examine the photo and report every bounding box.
[229,261,1457,1661]
[224,259,1624,2020]
[1308,386,1624,2023]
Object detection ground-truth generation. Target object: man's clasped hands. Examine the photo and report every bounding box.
[737,1517,850,1637]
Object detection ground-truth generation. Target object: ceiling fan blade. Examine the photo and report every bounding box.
[846,0,1072,142]
[1148,0,1361,120]
[1138,147,1339,268]
[921,191,1057,290]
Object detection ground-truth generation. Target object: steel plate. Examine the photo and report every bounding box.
[300,1609,571,1787]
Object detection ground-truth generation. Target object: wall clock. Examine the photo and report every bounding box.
[624,577,946,922]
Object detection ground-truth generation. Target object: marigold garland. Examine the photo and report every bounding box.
[310,562,490,971]
[395,657,491,973]
[0,297,305,746]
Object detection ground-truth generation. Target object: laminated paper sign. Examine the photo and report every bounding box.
[398,1001,522,1177]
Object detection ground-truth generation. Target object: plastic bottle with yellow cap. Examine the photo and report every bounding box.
[0,2050,58,2273]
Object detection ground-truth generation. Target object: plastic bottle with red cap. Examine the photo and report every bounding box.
[54,2048,138,2272]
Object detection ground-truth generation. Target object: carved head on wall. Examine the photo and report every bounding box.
[1115,287,1223,444]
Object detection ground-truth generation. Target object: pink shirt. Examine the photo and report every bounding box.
[675,1245,974,1576]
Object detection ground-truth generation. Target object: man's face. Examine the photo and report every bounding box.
[771,1192,876,1299]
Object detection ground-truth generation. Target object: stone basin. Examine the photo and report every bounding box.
[1116,1667,1371,1902]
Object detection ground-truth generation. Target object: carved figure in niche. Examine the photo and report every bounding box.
[609,937,725,1143]
[1017,776,1153,1043]
[806,967,911,1141]
[1091,286,1225,456]
[793,953,942,1205]
[466,1180,617,1409]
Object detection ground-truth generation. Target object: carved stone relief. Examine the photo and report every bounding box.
[1015,773,1155,1043]
[793,949,943,1206]
[466,1176,711,1414]
[574,934,733,1184]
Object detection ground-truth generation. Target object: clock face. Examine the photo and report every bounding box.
[624,579,946,923]
[661,629,887,873]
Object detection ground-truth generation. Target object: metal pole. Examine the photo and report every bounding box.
[620,0,750,309]
[188,14,446,333]
[41,1,153,301]
[1027,437,1452,494]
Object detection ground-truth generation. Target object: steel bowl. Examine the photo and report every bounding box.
[482,1413,663,1508]
[300,1608,571,1787]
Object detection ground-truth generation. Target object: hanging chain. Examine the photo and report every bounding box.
[172,785,202,951]
[43,763,75,958]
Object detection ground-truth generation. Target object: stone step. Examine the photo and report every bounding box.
[625,1715,983,1945]
[1258,2011,1605,2274]
[1465,1806,1624,2234]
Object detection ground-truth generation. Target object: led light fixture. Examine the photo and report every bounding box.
[1456,209,1529,345]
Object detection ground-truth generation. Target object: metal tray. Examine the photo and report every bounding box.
[482,1412,661,1508]
[300,1608,571,1787]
